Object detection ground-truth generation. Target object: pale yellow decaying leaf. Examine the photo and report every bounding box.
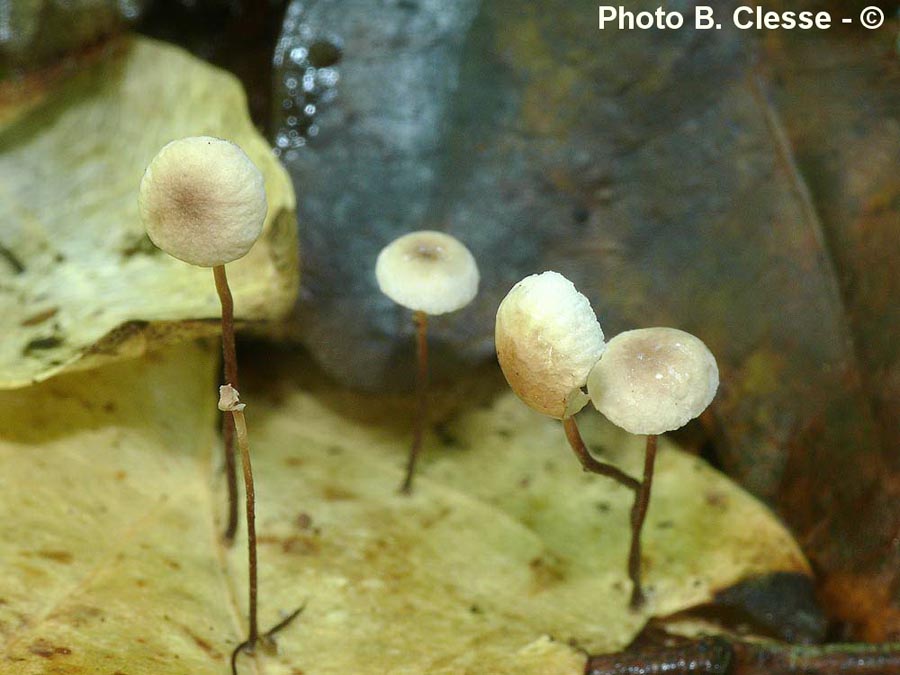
[0,37,298,389]
[0,343,808,674]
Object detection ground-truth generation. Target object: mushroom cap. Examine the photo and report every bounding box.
[139,136,267,267]
[495,271,605,419]
[587,327,719,435]
[375,230,479,315]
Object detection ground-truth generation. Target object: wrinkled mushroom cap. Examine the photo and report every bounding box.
[139,136,267,267]
[495,271,605,419]
[375,230,479,315]
[587,327,719,435]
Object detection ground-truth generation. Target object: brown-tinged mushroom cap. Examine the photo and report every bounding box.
[139,136,267,267]
[587,327,719,435]
[375,230,479,315]
[495,271,605,419]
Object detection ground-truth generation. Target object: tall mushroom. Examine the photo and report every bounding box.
[139,136,301,672]
[587,326,719,607]
[495,271,640,500]
[375,230,479,493]
[140,135,263,545]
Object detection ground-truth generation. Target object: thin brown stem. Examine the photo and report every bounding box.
[222,417,238,542]
[213,265,239,544]
[400,310,429,494]
[231,409,258,648]
[629,434,657,609]
[562,416,640,491]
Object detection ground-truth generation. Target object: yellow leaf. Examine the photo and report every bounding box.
[0,344,808,674]
[0,37,298,388]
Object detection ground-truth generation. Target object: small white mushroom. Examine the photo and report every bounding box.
[495,271,605,419]
[375,230,479,316]
[138,136,302,662]
[375,230,480,493]
[587,327,719,435]
[138,136,267,267]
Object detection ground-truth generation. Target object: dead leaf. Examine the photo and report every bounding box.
[0,343,809,673]
[0,36,298,389]
[760,1,900,640]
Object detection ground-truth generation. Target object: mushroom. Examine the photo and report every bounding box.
[139,136,300,671]
[495,271,640,503]
[375,230,479,493]
[140,136,265,543]
[587,327,719,607]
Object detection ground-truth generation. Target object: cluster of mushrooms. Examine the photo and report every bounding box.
[495,272,719,608]
[139,136,719,672]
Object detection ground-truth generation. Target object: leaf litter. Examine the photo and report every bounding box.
[0,343,809,674]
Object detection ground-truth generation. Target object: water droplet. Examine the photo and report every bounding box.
[317,67,339,87]
[118,0,141,20]
[272,20,343,149]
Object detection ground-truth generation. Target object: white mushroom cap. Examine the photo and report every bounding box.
[495,271,605,419]
[139,136,267,267]
[375,230,479,315]
[587,327,719,435]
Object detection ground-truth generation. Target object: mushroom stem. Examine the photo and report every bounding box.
[213,265,240,544]
[228,399,304,674]
[628,434,658,609]
[562,416,640,491]
[400,310,429,494]
[231,408,259,647]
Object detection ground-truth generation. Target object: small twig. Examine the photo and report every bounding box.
[264,604,307,638]
[586,635,732,674]
[231,604,307,675]
[585,636,900,675]
[400,310,429,494]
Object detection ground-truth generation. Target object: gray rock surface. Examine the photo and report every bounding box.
[273,0,482,389]
[275,0,755,391]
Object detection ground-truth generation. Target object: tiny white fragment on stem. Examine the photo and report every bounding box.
[218,384,246,412]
